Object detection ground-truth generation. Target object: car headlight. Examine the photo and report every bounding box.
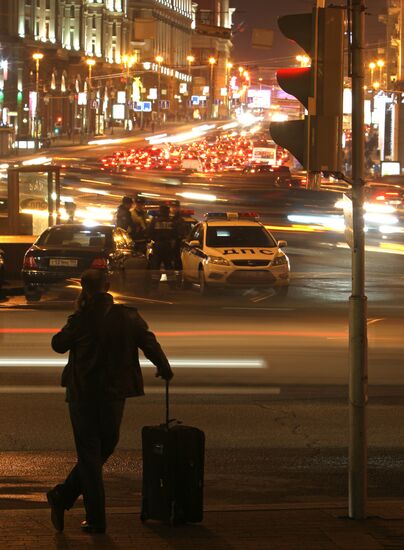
[207,255,230,266]
[271,255,288,266]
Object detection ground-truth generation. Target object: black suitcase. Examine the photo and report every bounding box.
[141,381,205,524]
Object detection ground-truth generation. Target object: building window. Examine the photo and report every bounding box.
[112,22,116,36]
[92,16,96,29]
[36,0,40,7]
[35,20,40,36]
[70,5,75,17]
[46,0,50,9]
[70,29,74,47]
[45,20,50,39]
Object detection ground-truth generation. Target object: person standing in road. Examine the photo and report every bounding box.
[170,200,187,288]
[149,203,177,291]
[115,196,135,235]
[46,269,173,534]
[131,195,149,253]
[65,202,77,224]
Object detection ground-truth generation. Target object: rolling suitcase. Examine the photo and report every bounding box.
[141,381,205,524]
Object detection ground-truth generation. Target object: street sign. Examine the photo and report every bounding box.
[142,101,152,112]
[160,100,170,110]
[191,95,199,105]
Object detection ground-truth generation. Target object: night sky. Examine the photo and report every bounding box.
[231,0,386,67]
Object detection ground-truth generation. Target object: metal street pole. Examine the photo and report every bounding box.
[33,53,43,149]
[349,0,368,520]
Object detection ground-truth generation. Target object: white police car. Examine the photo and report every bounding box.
[181,212,290,295]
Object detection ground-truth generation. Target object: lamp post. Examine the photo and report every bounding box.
[85,58,96,138]
[186,55,195,118]
[226,62,233,117]
[208,56,216,119]
[32,52,44,149]
[376,59,384,86]
[243,70,250,110]
[368,62,376,85]
[122,54,136,130]
[155,55,163,122]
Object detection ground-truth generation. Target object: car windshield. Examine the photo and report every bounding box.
[206,226,277,248]
[37,227,110,248]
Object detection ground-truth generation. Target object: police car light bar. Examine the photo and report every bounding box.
[204,212,260,221]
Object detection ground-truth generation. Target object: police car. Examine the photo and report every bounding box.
[181,212,290,295]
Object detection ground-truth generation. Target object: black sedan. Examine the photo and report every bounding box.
[22,224,148,302]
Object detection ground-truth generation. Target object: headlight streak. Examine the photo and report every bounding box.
[0,358,266,369]
[177,191,217,202]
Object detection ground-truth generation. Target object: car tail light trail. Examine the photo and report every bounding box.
[23,255,38,269]
[91,257,108,269]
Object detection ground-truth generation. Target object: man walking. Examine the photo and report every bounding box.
[47,269,173,534]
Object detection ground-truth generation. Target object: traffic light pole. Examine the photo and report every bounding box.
[349,0,368,520]
[307,0,324,190]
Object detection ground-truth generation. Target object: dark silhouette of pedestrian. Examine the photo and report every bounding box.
[170,200,187,287]
[46,269,173,534]
[131,195,149,253]
[65,201,77,224]
[115,196,135,235]
[149,204,177,291]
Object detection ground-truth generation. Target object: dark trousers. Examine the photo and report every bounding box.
[57,399,125,526]
[150,243,175,287]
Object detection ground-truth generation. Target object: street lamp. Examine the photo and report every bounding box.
[296,54,310,67]
[122,54,136,130]
[209,56,216,119]
[32,52,44,149]
[187,54,195,76]
[368,61,376,85]
[155,55,163,122]
[377,59,385,84]
[186,55,195,117]
[85,59,96,138]
[86,58,96,87]
[226,62,233,117]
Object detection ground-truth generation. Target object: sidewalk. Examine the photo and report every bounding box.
[0,499,403,549]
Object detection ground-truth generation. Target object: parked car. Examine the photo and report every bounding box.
[22,224,148,302]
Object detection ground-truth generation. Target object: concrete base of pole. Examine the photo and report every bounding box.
[348,294,368,520]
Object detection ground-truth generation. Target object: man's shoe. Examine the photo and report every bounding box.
[80,521,106,534]
[46,489,65,532]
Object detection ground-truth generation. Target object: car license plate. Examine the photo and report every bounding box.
[49,258,78,268]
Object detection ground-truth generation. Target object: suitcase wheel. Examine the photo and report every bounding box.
[170,501,185,527]
[140,498,148,523]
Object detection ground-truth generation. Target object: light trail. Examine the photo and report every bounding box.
[0,358,266,369]
[0,328,347,338]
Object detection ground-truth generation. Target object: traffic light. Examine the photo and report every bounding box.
[270,7,345,172]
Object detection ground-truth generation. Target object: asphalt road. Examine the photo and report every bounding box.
[1,238,404,505]
[2,129,404,506]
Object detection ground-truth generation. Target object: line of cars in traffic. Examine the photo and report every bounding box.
[19,212,290,302]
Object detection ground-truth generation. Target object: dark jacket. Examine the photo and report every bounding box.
[116,204,134,234]
[149,214,176,244]
[52,293,172,402]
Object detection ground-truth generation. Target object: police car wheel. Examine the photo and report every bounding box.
[198,268,210,295]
